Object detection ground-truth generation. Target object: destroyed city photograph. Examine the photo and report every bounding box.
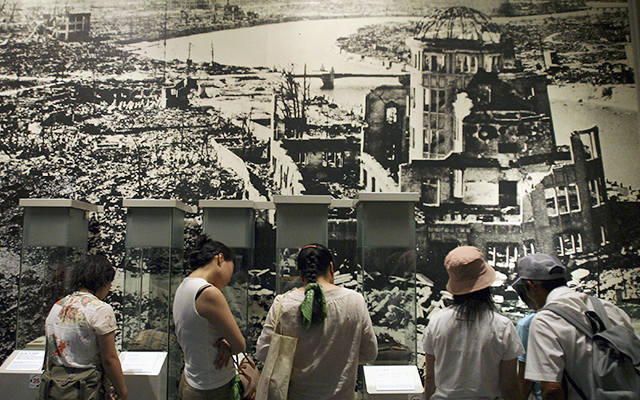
[0,0,639,379]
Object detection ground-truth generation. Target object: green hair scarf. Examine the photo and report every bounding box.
[300,283,327,329]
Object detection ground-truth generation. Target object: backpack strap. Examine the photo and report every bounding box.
[543,303,594,339]
[563,370,589,400]
[587,296,612,329]
[542,302,594,400]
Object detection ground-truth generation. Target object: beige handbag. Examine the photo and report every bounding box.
[256,293,298,400]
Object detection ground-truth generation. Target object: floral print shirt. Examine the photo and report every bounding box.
[45,291,117,369]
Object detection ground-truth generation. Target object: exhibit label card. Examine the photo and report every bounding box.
[121,352,160,374]
[7,351,44,371]
[374,367,416,391]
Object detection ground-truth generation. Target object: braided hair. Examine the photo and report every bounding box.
[297,244,334,327]
[187,234,235,273]
[297,244,334,283]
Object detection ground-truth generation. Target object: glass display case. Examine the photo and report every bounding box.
[199,200,256,351]
[16,199,99,350]
[122,199,192,400]
[328,199,359,290]
[273,195,332,294]
[355,192,420,365]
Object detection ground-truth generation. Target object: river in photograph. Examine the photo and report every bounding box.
[129,17,414,108]
[129,17,640,189]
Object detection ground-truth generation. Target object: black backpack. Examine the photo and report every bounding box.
[544,296,640,400]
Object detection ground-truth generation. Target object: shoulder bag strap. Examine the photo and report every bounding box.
[273,294,285,335]
[273,289,297,335]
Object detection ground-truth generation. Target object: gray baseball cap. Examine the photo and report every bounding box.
[513,253,568,287]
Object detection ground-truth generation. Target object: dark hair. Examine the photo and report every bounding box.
[71,254,115,294]
[297,244,334,283]
[297,244,334,326]
[531,277,567,293]
[187,234,235,272]
[452,287,496,323]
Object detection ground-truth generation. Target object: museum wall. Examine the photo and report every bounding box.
[1,0,640,369]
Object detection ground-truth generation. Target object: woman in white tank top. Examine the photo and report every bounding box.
[173,235,246,400]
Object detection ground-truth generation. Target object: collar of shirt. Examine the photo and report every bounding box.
[544,285,573,306]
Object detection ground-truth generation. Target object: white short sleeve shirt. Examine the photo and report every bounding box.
[45,291,117,368]
[422,307,524,399]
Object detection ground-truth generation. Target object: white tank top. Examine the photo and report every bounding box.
[172,277,236,390]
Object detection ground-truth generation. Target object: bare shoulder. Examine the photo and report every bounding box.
[195,285,230,318]
[198,284,225,304]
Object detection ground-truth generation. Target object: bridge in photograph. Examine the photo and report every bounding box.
[292,69,410,89]
[197,68,410,90]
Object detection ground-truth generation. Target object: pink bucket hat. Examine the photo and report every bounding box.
[445,246,496,295]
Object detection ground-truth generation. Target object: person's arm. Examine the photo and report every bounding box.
[499,358,523,400]
[255,296,279,362]
[518,360,532,398]
[195,285,246,355]
[97,331,127,400]
[525,313,567,400]
[541,382,565,400]
[424,353,436,399]
[358,296,378,363]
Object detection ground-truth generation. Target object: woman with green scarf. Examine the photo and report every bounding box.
[255,244,378,400]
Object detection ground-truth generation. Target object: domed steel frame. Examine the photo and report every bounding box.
[414,6,502,45]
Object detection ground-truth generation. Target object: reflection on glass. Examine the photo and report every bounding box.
[276,247,303,294]
[122,246,183,400]
[222,249,251,351]
[360,246,416,364]
[17,247,84,349]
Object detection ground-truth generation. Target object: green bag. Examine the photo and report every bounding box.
[38,365,105,400]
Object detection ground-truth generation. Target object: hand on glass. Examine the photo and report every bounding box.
[213,337,232,369]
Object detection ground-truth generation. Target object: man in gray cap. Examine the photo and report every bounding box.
[513,253,634,400]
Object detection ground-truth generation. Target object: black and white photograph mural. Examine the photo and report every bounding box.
[1,0,639,390]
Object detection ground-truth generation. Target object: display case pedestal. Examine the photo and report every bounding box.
[120,351,168,400]
[122,199,193,400]
[0,349,45,400]
[200,200,256,351]
[16,198,100,350]
[356,192,420,365]
[273,195,333,294]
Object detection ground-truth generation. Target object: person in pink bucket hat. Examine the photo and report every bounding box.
[422,246,524,400]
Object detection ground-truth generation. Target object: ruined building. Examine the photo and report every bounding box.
[363,6,610,272]
[170,0,215,10]
[40,12,91,41]
[362,85,409,182]
[160,77,198,109]
[270,108,361,196]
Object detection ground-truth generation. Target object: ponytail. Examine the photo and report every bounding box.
[187,234,235,273]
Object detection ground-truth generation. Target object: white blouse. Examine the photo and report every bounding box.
[45,291,117,368]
